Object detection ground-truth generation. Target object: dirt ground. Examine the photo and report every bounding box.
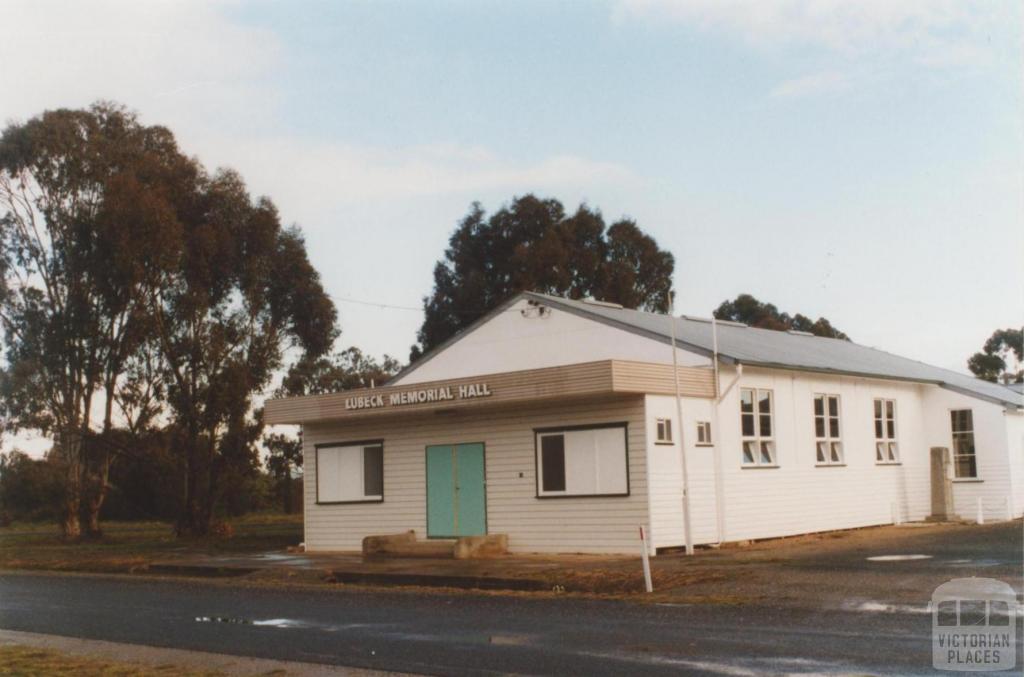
[3,517,1020,606]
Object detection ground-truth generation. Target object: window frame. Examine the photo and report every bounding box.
[655,418,674,445]
[950,409,978,479]
[813,393,844,466]
[873,398,900,464]
[534,422,630,499]
[315,439,385,505]
[695,421,713,446]
[740,387,777,467]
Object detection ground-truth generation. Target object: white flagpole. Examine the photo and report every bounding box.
[670,291,695,556]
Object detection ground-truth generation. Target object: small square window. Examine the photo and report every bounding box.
[655,418,673,443]
[696,421,712,445]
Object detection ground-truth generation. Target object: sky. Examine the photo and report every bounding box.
[2,0,1022,379]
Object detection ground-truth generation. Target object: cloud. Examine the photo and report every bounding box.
[0,1,283,133]
[770,71,851,98]
[192,135,635,229]
[615,0,1009,67]
[0,1,633,224]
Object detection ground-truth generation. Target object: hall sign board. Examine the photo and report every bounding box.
[264,360,716,425]
[345,383,492,411]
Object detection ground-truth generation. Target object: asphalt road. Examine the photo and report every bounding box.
[0,572,1006,676]
[1,522,1021,676]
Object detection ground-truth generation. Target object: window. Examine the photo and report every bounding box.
[696,421,712,445]
[874,399,899,463]
[813,394,843,465]
[316,441,384,503]
[740,388,775,466]
[536,424,629,497]
[950,410,977,478]
[655,418,673,444]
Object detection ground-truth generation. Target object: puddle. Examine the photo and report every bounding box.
[946,558,1006,568]
[195,616,253,625]
[842,600,929,615]
[194,616,379,632]
[866,554,932,561]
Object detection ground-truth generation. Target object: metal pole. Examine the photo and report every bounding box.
[710,316,726,544]
[670,291,694,555]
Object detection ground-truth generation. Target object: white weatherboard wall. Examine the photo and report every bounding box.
[1006,412,1024,516]
[302,396,650,554]
[697,366,936,544]
[920,387,1019,521]
[394,298,709,385]
[644,394,719,550]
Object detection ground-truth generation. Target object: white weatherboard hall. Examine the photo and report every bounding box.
[265,292,1024,555]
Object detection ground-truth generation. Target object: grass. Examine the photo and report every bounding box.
[0,513,302,574]
[0,645,226,676]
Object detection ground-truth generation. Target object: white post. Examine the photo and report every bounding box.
[669,291,694,556]
[1006,496,1013,522]
[711,317,726,544]
[976,497,985,525]
[639,525,653,593]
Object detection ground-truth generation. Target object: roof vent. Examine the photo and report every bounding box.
[581,297,624,309]
[787,329,814,336]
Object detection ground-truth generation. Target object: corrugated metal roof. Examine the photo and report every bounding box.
[526,292,1023,409]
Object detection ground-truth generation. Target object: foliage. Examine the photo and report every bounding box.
[0,102,186,537]
[712,294,849,340]
[147,170,337,535]
[967,328,1023,383]
[277,346,402,397]
[0,102,338,538]
[266,347,400,512]
[412,195,674,359]
[0,450,65,522]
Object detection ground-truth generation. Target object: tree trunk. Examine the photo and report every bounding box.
[58,426,84,540]
[84,380,117,538]
[61,458,82,540]
[84,451,110,537]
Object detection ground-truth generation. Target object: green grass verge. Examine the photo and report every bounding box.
[0,645,227,676]
[0,513,302,573]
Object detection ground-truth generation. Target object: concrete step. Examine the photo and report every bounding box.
[362,531,508,559]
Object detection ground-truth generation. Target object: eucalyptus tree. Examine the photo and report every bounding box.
[0,103,187,537]
[968,328,1023,383]
[151,169,336,536]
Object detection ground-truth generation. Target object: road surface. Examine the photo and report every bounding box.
[0,571,990,676]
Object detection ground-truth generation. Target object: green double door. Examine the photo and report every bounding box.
[426,443,486,538]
